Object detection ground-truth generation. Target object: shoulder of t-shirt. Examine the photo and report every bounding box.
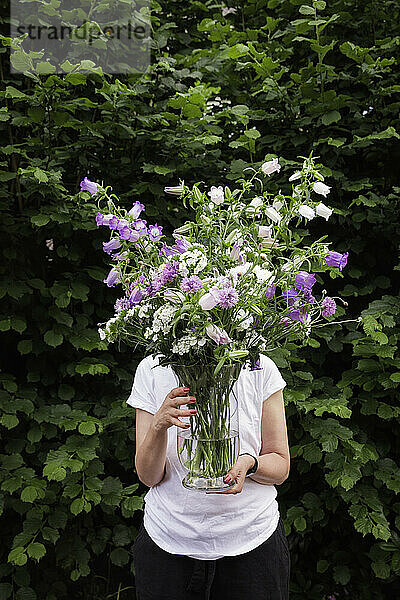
[259,353,278,371]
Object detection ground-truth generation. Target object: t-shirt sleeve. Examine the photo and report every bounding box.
[126,357,158,415]
[261,355,287,400]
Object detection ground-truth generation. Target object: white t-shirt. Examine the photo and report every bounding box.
[127,353,287,560]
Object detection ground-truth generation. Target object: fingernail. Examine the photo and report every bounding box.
[224,475,231,482]
[190,410,197,415]
[183,387,190,391]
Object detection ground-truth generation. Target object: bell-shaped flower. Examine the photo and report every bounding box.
[103,239,121,255]
[129,201,145,219]
[265,206,282,223]
[80,177,98,195]
[208,185,225,205]
[297,205,315,220]
[313,181,331,197]
[289,171,302,182]
[205,324,232,345]
[315,202,333,220]
[199,291,219,310]
[261,158,281,176]
[103,268,120,288]
[258,225,273,239]
[164,289,185,304]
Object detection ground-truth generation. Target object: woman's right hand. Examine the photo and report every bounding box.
[153,386,197,432]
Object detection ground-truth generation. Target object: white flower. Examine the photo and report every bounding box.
[172,334,206,355]
[164,184,184,195]
[208,185,224,205]
[313,181,331,197]
[164,289,185,304]
[98,328,106,340]
[258,225,273,239]
[273,199,283,211]
[297,205,315,220]
[252,265,275,283]
[229,262,253,279]
[315,202,333,220]
[222,6,237,16]
[265,206,282,223]
[205,324,232,345]
[261,158,281,176]
[199,291,219,310]
[235,309,252,331]
[250,197,263,209]
[289,171,302,182]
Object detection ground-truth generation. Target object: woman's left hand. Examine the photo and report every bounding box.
[206,455,255,495]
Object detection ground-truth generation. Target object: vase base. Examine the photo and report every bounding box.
[182,474,235,492]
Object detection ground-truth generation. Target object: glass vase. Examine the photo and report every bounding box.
[173,362,242,492]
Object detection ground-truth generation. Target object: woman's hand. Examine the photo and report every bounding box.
[206,454,256,495]
[152,386,197,432]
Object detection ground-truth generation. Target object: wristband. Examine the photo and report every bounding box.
[239,453,258,476]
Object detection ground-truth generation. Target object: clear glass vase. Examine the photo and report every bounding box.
[173,362,241,492]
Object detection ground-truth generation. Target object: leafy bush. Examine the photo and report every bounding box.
[0,0,399,598]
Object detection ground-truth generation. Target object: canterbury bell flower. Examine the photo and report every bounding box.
[164,183,184,196]
[205,323,232,345]
[297,205,315,220]
[163,289,185,304]
[261,158,281,176]
[289,171,302,182]
[199,291,219,310]
[258,225,273,238]
[265,206,282,223]
[208,185,225,205]
[315,202,333,221]
[313,181,331,197]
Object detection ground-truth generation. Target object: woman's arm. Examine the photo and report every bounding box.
[249,388,290,485]
[134,386,197,487]
[135,409,168,488]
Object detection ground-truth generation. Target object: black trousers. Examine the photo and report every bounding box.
[132,515,290,600]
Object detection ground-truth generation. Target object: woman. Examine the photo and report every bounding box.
[128,353,291,600]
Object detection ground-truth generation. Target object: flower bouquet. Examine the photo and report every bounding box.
[83,152,360,491]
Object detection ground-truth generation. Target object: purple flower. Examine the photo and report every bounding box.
[302,288,316,304]
[160,261,180,285]
[133,219,147,236]
[287,307,308,323]
[101,214,114,226]
[103,238,121,255]
[129,287,144,305]
[283,286,301,307]
[151,276,163,293]
[103,268,120,287]
[159,243,176,257]
[148,224,163,242]
[216,287,239,308]
[265,283,277,300]
[112,251,129,262]
[116,218,129,231]
[129,201,145,219]
[114,297,130,312]
[96,212,105,226]
[295,271,316,290]
[249,359,262,371]
[321,296,336,316]
[230,242,243,261]
[80,177,98,195]
[180,275,203,294]
[325,251,349,271]
[171,236,190,254]
[128,229,140,243]
[119,226,133,240]
[109,216,119,230]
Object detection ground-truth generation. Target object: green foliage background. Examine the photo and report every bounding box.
[1,0,399,598]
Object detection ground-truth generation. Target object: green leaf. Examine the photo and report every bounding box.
[294,516,307,531]
[5,85,28,99]
[0,414,19,429]
[228,44,249,59]
[299,5,315,15]
[17,340,32,355]
[21,486,39,503]
[321,110,341,125]
[70,498,85,515]
[44,330,63,347]
[26,542,46,560]
[78,422,97,435]
[110,548,130,566]
[8,546,27,566]
[31,214,50,227]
